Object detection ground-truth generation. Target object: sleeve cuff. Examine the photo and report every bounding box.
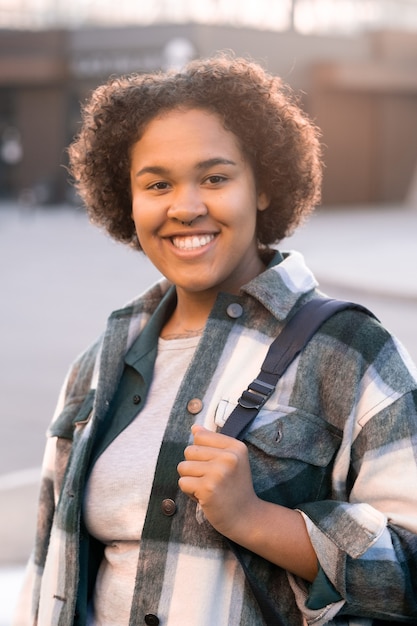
[306,564,343,610]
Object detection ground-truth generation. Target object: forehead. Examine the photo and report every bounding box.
[134,107,245,159]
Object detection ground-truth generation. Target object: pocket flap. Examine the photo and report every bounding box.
[245,410,342,467]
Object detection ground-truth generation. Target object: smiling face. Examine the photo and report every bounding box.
[130,107,269,300]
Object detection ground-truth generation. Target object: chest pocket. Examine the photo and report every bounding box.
[244,408,342,508]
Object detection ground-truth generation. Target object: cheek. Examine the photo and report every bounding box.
[131,208,149,247]
[131,207,140,233]
[130,206,161,256]
[131,198,150,231]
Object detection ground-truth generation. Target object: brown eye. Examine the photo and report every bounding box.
[149,181,170,190]
[206,175,226,185]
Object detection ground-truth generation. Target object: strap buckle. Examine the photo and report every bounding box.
[238,378,275,410]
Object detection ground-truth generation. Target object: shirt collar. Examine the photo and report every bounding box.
[124,285,177,374]
[122,248,318,370]
[242,249,318,321]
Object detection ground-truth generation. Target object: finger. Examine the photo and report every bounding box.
[177,475,201,500]
[183,443,220,462]
[191,424,239,450]
[177,459,206,478]
[184,441,243,464]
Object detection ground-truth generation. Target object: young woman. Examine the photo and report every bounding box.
[14,55,417,626]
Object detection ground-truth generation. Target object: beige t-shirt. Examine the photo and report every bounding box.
[83,335,201,625]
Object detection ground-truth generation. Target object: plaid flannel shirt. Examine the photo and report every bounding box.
[13,250,417,626]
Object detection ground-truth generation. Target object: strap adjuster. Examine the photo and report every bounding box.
[238,378,275,410]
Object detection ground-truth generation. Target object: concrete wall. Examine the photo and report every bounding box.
[310,31,417,205]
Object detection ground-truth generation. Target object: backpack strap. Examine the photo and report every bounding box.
[221,297,376,440]
[220,297,377,626]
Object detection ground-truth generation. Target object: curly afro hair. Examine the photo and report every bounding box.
[68,53,322,250]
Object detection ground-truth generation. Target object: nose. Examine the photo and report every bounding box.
[166,185,207,224]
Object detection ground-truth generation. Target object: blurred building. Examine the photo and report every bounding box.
[0,22,416,206]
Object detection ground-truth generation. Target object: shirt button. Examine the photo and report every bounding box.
[226,303,243,319]
[161,498,177,516]
[187,398,203,414]
[133,394,141,405]
[144,614,160,625]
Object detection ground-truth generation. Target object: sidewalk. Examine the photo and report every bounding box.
[284,203,417,300]
[0,469,39,626]
[0,568,26,626]
[1,201,416,625]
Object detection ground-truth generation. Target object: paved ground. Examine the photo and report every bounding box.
[1,200,417,624]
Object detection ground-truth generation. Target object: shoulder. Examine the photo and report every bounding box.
[319,305,386,350]
[309,304,417,394]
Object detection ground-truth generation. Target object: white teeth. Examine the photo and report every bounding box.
[172,234,214,250]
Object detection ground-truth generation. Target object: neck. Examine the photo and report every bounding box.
[160,326,204,340]
[160,290,215,340]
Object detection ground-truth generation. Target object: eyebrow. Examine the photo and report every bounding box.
[134,157,237,178]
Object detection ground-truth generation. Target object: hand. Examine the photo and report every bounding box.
[177,424,260,539]
[178,426,318,580]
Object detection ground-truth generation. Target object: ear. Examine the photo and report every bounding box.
[257,192,270,212]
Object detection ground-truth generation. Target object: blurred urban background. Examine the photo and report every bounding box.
[1,0,417,206]
[1,2,417,623]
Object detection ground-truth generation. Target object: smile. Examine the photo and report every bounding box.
[171,234,215,250]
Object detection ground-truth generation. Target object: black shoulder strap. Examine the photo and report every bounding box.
[220,297,376,626]
[221,297,376,439]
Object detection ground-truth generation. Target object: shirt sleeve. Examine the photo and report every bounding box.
[12,344,99,625]
[12,434,58,626]
[293,388,417,623]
